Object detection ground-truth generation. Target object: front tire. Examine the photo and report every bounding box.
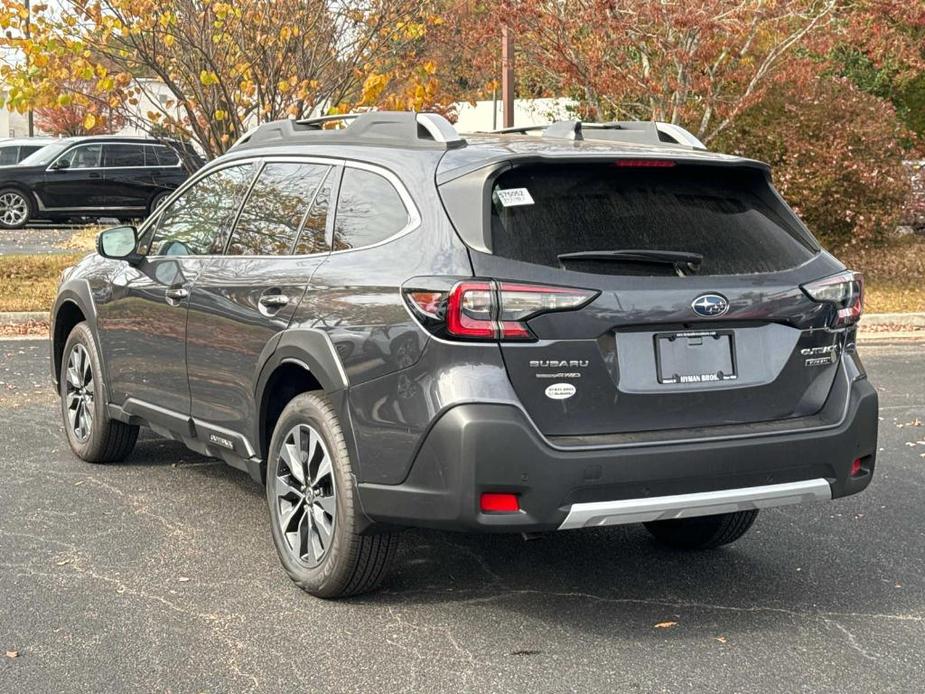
[60,322,139,462]
[266,392,399,598]
[644,510,758,549]
[0,188,32,229]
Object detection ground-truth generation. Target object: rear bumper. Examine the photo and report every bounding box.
[356,368,878,533]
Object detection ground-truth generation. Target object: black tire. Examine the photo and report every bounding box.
[60,322,139,463]
[0,187,33,229]
[644,510,759,550]
[266,392,399,598]
[148,191,171,217]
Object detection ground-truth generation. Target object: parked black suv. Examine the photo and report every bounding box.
[51,112,878,598]
[0,135,203,229]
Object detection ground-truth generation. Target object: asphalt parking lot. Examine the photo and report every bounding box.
[1,339,923,693]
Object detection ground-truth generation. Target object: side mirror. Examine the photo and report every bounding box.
[50,159,70,170]
[97,226,143,265]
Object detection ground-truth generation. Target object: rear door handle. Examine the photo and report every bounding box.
[259,294,290,308]
[165,287,189,303]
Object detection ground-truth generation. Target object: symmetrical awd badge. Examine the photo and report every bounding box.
[691,293,729,318]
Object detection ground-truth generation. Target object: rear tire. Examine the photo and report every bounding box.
[644,510,758,549]
[60,322,139,462]
[148,191,171,217]
[266,392,399,598]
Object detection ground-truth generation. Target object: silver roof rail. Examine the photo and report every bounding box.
[229,111,466,151]
[480,119,707,150]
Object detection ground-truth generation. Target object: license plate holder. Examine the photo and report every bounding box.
[655,330,737,384]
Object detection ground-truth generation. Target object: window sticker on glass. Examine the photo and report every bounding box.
[495,187,535,207]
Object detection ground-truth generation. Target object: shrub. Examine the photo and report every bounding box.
[716,77,913,250]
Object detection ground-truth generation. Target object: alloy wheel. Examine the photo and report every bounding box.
[65,344,94,442]
[274,424,337,567]
[0,192,28,227]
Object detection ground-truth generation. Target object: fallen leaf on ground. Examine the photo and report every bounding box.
[5,651,18,658]
[55,559,70,566]
[654,621,678,629]
[177,576,190,582]
[714,636,727,644]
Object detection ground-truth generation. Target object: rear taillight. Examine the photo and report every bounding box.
[405,280,597,341]
[801,271,864,328]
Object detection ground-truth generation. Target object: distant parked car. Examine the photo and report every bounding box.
[0,135,205,229]
[0,137,57,166]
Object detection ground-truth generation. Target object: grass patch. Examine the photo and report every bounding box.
[0,253,84,313]
[55,226,103,253]
[836,235,925,314]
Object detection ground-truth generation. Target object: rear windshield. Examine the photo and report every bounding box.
[489,163,817,275]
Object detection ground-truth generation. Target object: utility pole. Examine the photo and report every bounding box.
[501,26,514,128]
[25,0,34,136]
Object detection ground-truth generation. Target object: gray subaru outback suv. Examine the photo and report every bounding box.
[50,112,878,598]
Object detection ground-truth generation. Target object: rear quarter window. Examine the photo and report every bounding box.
[333,168,409,251]
[489,163,818,275]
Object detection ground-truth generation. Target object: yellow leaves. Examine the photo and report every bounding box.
[279,25,299,42]
[164,34,175,48]
[56,93,73,107]
[360,72,389,105]
[214,109,227,121]
[396,21,425,40]
[277,79,291,94]
[83,113,97,131]
[199,70,219,86]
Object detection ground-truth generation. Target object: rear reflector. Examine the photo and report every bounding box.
[850,458,863,477]
[480,493,520,513]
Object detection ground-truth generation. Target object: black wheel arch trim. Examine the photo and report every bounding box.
[50,280,110,400]
[255,328,349,398]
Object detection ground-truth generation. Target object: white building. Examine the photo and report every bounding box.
[453,97,577,133]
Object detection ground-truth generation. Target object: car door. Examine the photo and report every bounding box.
[38,143,107,210]
[186,159,336,446]
[96,162,257,419]
[102,143,152,213]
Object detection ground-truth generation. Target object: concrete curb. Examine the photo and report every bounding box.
[862,312,925,327]
[1,311,49,324]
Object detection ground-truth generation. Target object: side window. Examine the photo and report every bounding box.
[0,146,18,166]
[56,144,103,169]
[293,168,334,255]
[227,162,330,256]
[18,146,42,160]
[145,164,254,256]
[333,168,410,251]
[146,145,180,167]
[104,144,146,168]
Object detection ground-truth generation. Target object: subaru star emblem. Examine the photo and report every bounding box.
[691,293,729,318]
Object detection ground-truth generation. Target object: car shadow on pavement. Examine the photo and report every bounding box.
[118,431,894,639]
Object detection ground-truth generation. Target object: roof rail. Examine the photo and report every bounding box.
[230,111,466,151]
[479,120,706,150]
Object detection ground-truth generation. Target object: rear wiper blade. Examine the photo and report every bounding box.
[557,249,703,275]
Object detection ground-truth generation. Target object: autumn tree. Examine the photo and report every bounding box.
[717,77,912,249]
[34,81,126,135]
[0,0,448,157]
[463,1,840,143]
